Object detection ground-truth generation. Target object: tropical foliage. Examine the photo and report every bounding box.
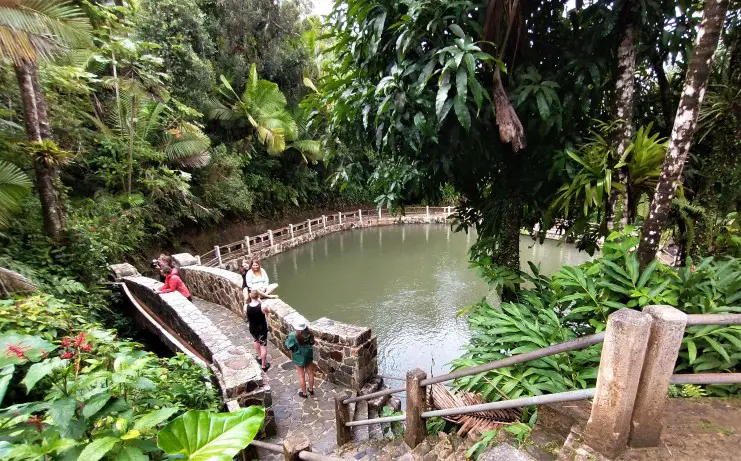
[454,230,741,400]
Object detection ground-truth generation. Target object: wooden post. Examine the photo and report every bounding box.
[338,212,343,225]
[307,219,312,236]
[405,368,427,448]
[214,246,222,267]
[630,306,687,448]
[358,209,363,224]
[584,309,652,458]
[289,224,294,239]
[268,230,274,246]
[426,205,429,217]
[244,236,250,255]
[322,215,327,228]
[283,432,311,461]
[334,393,352,447]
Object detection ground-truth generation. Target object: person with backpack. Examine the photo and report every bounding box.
[244,289,271,372]
[284,317,315,398]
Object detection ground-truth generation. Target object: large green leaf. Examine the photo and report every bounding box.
[0,365,14,406]
[157,407,265,461]
[22,357,68,393]
[0,334,56,367]
[78,437,119,461]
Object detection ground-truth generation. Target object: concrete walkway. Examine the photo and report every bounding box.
[191,298,340,459]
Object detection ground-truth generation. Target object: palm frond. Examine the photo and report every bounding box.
[0,160,32,227]
[290,140,324,163]
[0,0,92,64]
[162,122,211,167]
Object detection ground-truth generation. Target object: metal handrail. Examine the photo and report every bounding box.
[250,440,349,460]
[685,314,741,325]
[343,385,406,405]
[670,373,741,385]
[420,388,596,419]
[250,440,282,452]
[421,332,605,386]
[345,414,406,427]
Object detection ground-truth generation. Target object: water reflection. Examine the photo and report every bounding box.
[262,225,592,379]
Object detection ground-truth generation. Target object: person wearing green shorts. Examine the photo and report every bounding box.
[285,317,315,398]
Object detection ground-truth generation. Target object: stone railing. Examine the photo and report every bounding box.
[117,271,271,416]
[199,206,454,270]
[176,261,378,391]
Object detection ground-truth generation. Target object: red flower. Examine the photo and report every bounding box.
[25,415,43,432]
[5,344,31,360]
[61,337,72,348]
[74,332,87,348]
[80,343,92,353]
[60,351,74,359]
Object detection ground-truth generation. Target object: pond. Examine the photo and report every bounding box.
[261,224,592,380]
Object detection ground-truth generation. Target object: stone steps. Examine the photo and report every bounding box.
[352,399,370,442]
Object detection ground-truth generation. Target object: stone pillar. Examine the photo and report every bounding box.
[289,224,294,239]
[307,219,312,236]
[244,236,250,255]
[283,432,311,461]
[584,309,652,459]
[630,305,687,448]
[108,263,140,282]
[358,209,363,224]
[214,246,222,267]
[268,230,274,246]
[196,255,201,265]
[405,368,427,449]
[378,207,382,218]
[172,253,198,267]
[322,215,326,228]
[335,392,352,446]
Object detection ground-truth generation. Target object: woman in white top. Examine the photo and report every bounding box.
[240,258,278,299]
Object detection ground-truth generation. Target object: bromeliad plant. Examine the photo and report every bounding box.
[0,294,265,461]
[454,229,741,401]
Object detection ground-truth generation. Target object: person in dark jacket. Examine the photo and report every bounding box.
[244,289,271,372]
[155,266,191,301]
[284,317,315,398]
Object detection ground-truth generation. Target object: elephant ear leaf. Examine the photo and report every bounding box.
[157,407,265,461]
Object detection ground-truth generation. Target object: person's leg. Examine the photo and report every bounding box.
[252,340,262,364]
[296,365,307,396]
[259,344,269,369]
[263,283,279,295]
[307,363,315,394]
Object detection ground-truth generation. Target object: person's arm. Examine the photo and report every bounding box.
[159,276,177,294]
[261,268,269,285]
[261,304,271,316]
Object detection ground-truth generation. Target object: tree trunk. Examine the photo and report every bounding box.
[14,60,66,242]
[607,1,637,229]
[637,0,729,269]
[652,53,674,131]
[500,154,523,275]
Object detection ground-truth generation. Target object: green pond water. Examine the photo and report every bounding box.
[261,224,592,380]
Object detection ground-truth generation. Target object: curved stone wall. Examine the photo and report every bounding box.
[121,276,269,410]
[178,264,378,390]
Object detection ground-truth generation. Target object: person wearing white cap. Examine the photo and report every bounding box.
[284,317,315,398]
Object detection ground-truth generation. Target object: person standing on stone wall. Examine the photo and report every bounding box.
[245,289,271,372]
[240,258,278,299]
[285,318,315,398]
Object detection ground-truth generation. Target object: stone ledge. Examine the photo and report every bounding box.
[312,317,372,346]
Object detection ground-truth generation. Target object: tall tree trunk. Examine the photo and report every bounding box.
[607,1,637,229]
[637,0,729,269]
[500,154,522,275]
[652,53,674,131]
[14,60,66,242]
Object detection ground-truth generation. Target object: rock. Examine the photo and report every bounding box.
[387,396,402,412]
[479,442,536,461]
[411,439,432,457]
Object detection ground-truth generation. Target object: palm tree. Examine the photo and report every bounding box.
[207,64,322,163]
[91,89,212,193]
[637,0,730,268]
[0,0,92,241]
[0,160,32,227]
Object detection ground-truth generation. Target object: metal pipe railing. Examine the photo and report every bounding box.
[670,373,741,385]
[343,385,406,405]
[685,314,741,325]
[250,440,282,452]
[345,414,406,427]
[420,332,605,386]
[421,388,596,419]
[298,451,349,461]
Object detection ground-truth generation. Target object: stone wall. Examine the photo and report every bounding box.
[174,261,379,391]
[263,299,378,390]
[178,265,244,316]
[121,276,269,412]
